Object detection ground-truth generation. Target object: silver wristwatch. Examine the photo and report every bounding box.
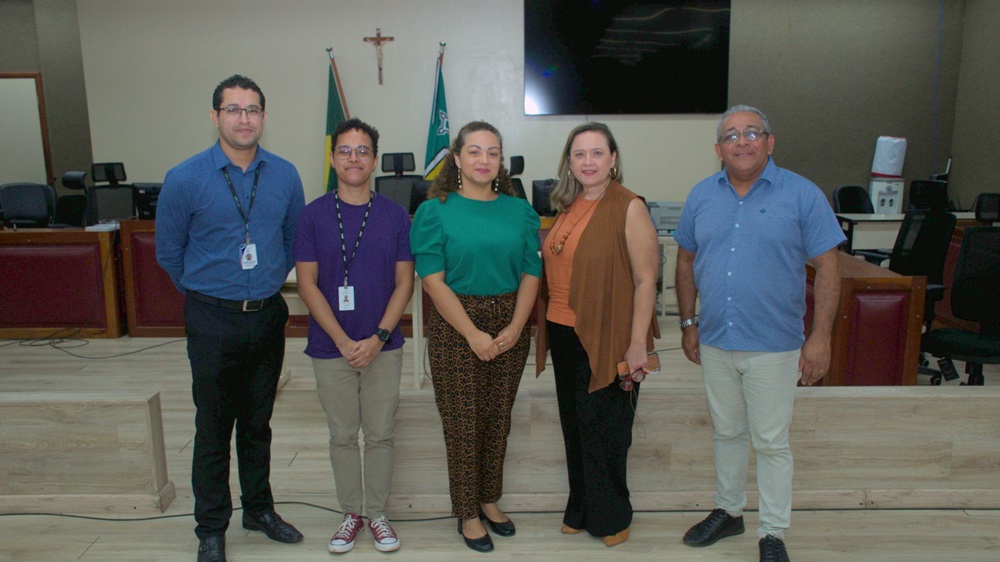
[679,316,699,329]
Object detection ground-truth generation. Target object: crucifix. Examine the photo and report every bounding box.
[363,28,394,85]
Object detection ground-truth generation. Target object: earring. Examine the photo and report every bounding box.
[492,177,499,192]
[457,172,463,190]
[610,166,619,179]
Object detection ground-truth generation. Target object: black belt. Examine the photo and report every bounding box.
[187,290,278,312]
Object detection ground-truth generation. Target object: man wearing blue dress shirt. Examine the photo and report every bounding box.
[156,74,306,562]
[674,105,845,562]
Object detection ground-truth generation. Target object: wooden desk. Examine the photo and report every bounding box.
[120,220,185,337]
[807,252,924,385]
[837,211,977,253]
[0,228,123,339]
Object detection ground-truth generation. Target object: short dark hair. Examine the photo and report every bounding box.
[212,74,265,110]
[332,118,380,157]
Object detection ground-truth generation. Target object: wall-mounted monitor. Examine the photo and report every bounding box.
[524,0,731,116]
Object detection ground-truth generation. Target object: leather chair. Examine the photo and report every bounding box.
[921,226,1000,385]
[508,156,527,199]
[857,209,957,333]
[53,171,89,227]
[833,185,874,214]
[374,153,422,212]
[0,182,55,229]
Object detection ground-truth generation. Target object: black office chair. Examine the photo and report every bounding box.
[86,162,135,224]
[508,156,527,199]
[921,227,1000,385]
[974,192,999,223]
[50,171,89,227]
[833,185,874,214]
[374,153,422,211]
[0,182,55,229]
[857,209,957,332]
[908,179,950,211]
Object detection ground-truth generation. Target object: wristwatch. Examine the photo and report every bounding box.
[375,328,392,344]
[679,317,699,330]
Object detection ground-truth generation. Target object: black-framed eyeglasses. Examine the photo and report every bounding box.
[219,105,263,118]
[718,128,768,145]
[333,146,374,160]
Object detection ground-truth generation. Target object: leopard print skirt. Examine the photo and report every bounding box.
[427,291,529,519]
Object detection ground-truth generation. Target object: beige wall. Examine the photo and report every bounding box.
[950,0,1000,210]
[6,1,995,208]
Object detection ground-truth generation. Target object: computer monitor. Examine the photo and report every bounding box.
[531,179,557,216]
[133,183,162,220]
[410,180,431,215]
[91,162,127,186]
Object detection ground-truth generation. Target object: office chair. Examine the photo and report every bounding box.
[49,171,89,227]
[921,226,1000,385]
[374,153,422,212]
[974,192,999,223]
[832,185,874,214]
[908,179,950,211]
[508,156,527,199]
[86,162,135,224]
[857,209,957,332]
[0,182,55,229]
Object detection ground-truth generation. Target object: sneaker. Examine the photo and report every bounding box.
[328,513,363,554]
[368,515,401,553]
[683,508,745,547]
[759,535,790,562]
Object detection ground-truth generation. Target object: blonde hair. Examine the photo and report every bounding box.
[550,122,623,213]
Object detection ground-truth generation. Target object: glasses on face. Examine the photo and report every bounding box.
[718,128,768,145]
[333,146,373,160]
[219,105,263,118]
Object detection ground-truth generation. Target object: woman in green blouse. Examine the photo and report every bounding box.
[410,121,541,554]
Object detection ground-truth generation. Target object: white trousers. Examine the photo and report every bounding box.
[700,344,799,539]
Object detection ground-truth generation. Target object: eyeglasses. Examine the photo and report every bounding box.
[219,105,263,118]
[333,146,374,160]
[718,128,768,145]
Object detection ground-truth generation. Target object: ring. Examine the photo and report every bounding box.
[499,342,504,348]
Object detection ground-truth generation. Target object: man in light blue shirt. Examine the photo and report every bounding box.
[156,74,305,562]
[674,105,845,562]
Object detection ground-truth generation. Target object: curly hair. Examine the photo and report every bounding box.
[428,120,516,202]
[550,122,623,213]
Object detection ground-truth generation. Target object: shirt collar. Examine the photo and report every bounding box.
[717,156,778,191]
[210,141,269,171]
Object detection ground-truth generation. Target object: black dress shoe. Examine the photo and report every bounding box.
[242,508,304,543]
[682,508,745,547]
[479,510,516,537]
[197,535,226,562]
[759,535,790,562]
[458,517,494,553]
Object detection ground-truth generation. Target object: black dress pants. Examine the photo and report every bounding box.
[184,293,288,539]
[547,321,639,537]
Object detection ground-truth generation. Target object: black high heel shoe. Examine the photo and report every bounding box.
[458,517,494,553]
[479,510,516,537]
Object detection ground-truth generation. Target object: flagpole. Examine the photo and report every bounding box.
[437,42,446,69]
[326,47,351,119]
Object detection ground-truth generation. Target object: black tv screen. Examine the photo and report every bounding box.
[524,0,731,116]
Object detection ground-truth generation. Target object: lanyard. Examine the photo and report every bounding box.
[222,166,261,245]
[335,191,374,287]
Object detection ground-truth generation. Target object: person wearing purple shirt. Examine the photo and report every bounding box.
[293,118,413,555]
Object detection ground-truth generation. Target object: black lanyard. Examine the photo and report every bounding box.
[222,166,261,245]
[335,191,374,287]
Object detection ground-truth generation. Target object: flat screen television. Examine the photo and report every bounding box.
[524,0,731,115]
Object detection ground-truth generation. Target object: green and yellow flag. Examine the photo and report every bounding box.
[325,50,350,192]
[423,45,449,180]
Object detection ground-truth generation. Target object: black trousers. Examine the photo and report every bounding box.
[184,292,288,539]
[547,321,639,537]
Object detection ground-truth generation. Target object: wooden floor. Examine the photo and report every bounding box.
[1,320,998,561]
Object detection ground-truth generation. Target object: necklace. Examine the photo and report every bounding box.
[549,189,607,256]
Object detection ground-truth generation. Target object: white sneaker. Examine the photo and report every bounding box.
[368,515,401,553]
[328,513,363,554]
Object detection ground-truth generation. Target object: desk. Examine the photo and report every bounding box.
[0,228,123,338]
[837,212,977,253]
[807,252,924,385]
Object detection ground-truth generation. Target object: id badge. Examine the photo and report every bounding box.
[338,285,355,311]
[240,243,258,270]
